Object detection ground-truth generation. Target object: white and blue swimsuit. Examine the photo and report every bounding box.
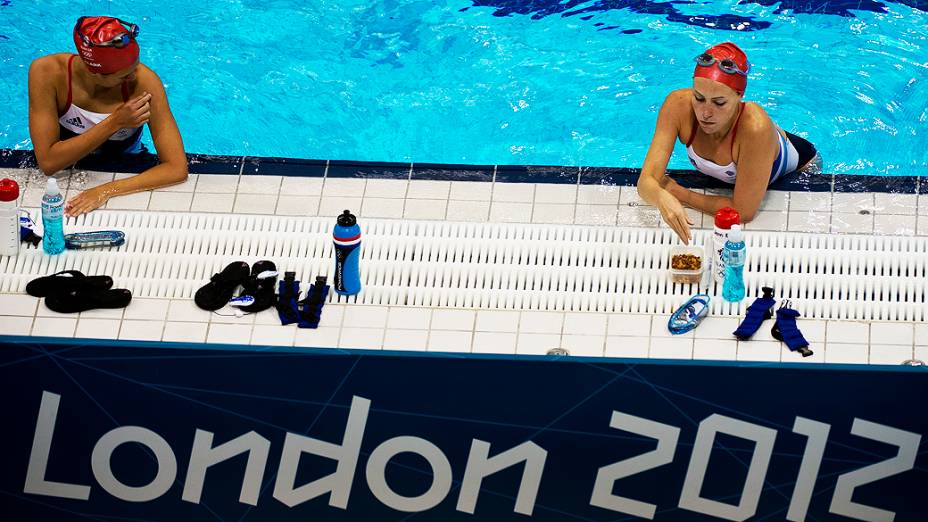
[685,102,816,184]
[57,54,144,155]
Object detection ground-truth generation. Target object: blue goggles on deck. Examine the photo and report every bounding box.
[694,53,749,76]
[75,17,140,48]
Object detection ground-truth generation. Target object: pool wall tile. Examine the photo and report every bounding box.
[243,156,326,177]
[668,170,734,191]
[77,152,159,174]
[772,170,833,192]
[412,163,494,182]
[327,160,411,179]
[833,174,918,194]
[0,149,36,169]
[579,167,638,187]
[918,178,927,195]
[882,176,919,194]
[186,154,242,175]
[496,165,579,184]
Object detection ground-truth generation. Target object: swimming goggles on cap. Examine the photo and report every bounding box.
[75,17,139,48]
[694,53,749,76]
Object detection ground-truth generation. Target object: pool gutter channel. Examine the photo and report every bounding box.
[1,211,924,323]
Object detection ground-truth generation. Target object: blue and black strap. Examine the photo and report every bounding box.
[298,276,329,329]
[276,271,301,326]
[771,301,813,357]
[733,287,776,340]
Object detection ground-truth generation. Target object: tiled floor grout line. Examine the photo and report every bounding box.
[466,308,477,353]
[420,306,434,352]
[115,312,126,340]
[376,307,387,349]
[335,299,348,349]
[513,311,523,354]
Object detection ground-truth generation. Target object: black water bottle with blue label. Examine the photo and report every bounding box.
[332,210,361,296]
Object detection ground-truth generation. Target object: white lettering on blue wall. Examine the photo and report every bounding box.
[457,439,547,516]
[22,391,923,520]
[182,429,271,506]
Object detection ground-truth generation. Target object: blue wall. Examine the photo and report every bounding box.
[1,335,926,521]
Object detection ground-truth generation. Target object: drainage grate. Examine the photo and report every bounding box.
[1,211,925,322]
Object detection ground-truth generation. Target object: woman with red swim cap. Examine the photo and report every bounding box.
[28,16,187,216]
[637,42,819,244]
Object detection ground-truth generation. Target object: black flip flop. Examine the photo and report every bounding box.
[45,288,132,314]
[26,270,113,298]
[194,261,250,311]
[238,260,279,314]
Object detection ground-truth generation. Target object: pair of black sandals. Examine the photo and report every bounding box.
[26,270,132,313]
[194,260,278,313]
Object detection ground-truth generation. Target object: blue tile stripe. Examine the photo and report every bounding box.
[327,159,410,179]
[243,156,325,177]
[0,148,921,194]
[412,163,494,182]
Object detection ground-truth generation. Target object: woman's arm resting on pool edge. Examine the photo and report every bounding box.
[668,117,776,222]
[28,58,130,176]
[65,68,188,217]
[637,90,694,244]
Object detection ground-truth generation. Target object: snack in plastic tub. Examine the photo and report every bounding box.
[669,245,705,284]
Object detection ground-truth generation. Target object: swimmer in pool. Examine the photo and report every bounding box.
[28,16,187,216]
[637,42,820,244]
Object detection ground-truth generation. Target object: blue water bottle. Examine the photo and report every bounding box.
[333,210,361,296]
[41,178,66,255]
[722,224,746,302]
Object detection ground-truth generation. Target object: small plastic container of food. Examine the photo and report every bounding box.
[669,245,705,284]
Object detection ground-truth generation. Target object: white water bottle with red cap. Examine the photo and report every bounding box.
[0,178,20,256]
[711,207,741,284]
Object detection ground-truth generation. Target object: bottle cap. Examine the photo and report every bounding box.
[714,207,741,229]
[337,209,357,227]
[728,224,743,243]
[0,178,19,202]
[45,177,61,197]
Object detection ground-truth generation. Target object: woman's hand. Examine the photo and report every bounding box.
[65,185,112,217]
[111,92,152,129]
[656,190,693,244]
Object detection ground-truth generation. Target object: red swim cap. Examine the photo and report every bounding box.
[693,42,749,96]
[73,16,140,75]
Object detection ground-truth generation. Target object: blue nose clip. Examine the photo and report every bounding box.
[668,294,711,335]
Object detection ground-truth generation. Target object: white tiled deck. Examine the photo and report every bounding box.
[1,166,926,365]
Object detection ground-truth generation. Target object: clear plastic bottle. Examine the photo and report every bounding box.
[711,207,741,284]
[722,224,746,302]
[41,178,66,255]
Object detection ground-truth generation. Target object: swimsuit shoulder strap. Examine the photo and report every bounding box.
[685,114,698,147]
[63,54,77,115]
[729,102,745,158]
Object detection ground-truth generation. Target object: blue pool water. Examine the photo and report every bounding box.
[0,1,926,175]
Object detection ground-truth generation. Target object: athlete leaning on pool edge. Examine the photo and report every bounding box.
[28,16,187,217]
[637,42,820,244]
